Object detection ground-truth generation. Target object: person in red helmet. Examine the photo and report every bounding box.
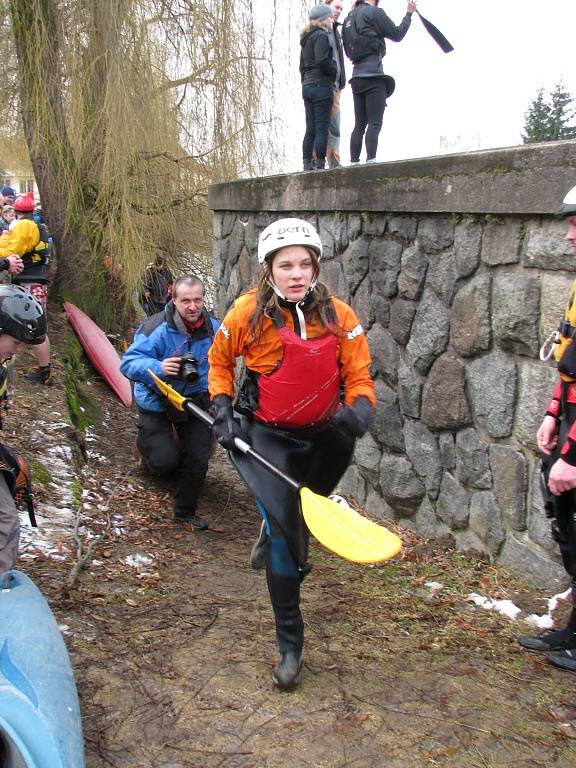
[208,218,375,691]
[0,195,52,384]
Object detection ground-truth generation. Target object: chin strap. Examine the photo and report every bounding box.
[267,280,317,341]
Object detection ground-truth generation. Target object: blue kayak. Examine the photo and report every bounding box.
[0,570,85,768]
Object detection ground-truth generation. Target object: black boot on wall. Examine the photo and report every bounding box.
[313,158,327,170]
[302,159,313,171]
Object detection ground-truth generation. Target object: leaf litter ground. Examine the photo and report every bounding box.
[7,307,576,767]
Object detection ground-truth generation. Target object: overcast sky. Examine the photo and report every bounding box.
[263,0,576,172]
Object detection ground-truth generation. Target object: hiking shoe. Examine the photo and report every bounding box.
[272,651,303,691]
[518,627,576,652]
[548,649,576,672]
[250,522,269,570]
[174,513,208,530]
[25,365,51,385]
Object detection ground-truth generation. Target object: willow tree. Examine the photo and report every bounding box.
[3,0,279,330]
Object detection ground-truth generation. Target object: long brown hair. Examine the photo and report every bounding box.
[248,249,339,338]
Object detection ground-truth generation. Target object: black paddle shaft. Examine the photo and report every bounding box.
[183,399,302,493]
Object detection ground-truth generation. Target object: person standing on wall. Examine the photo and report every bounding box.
[518,184,576,673]
[300,5,337,171]
[342,0,416,164]
[0,195,52,384]
[208,218,376,691]
[324,0,346,169]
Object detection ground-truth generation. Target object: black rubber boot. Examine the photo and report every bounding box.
[302,159,313,171]
[174,512,208,530]
[548,648,576,672]
[313,158,327,170]
[273,650,303,691]
[518,627,576,652]
[25,365,51,385]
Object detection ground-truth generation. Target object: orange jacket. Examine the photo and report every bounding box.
[208,290,376,407]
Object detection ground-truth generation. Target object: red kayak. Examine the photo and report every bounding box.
[63,302,132,408]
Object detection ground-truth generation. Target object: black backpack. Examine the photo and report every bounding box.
[341,9,382,63]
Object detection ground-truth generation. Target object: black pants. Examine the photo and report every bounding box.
[302,83,334,163]
[137,396,211,516]
[542,403,576,614]
[350,77,387,162]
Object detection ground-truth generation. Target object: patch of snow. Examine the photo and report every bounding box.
[468,593,522,620]
[124,554,154,573]
[523,587,572,629]
[425,581,443,596]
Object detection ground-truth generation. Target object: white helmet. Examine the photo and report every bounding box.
[257,218,322,264]
[558,185,576,218]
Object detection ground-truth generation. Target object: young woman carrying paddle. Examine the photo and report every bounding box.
[208,218,376,691]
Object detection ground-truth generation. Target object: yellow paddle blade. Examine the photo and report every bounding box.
[148,368,186,411]
[299,487,402,564]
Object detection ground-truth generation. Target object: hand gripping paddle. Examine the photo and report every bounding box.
[148,370,402,564]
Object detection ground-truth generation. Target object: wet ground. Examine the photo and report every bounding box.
[8,307,576,767]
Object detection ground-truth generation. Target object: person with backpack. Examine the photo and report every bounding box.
[0,194,52,384]
[120,276,219,531]
[342,0,416,164]
[0,285,46,573]
[208,218,376,691]
[300,5,337,171]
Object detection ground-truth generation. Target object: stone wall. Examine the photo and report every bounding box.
[208,140,576,591]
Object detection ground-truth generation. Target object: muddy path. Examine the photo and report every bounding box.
[7,307,576,767]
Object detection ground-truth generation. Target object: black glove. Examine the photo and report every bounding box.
[211,394,245,450]
[331,396,374,439]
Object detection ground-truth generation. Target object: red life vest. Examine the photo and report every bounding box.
[254,325,341,428]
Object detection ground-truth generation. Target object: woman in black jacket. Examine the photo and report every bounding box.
[300,5,337,171]
[346,0,416,164]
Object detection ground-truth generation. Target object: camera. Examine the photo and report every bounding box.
[178,353,199,383]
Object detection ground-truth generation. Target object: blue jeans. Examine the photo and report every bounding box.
[302,83,333,162]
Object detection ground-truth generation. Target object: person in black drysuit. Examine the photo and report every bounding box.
[139,256,175,317]
[344,0,416,164]
[300,5,337,171]
[518,184,576,673]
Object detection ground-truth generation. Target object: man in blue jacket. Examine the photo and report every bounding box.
[121,276,219,530]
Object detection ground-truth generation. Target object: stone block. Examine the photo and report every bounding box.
[365,490,396,522]
[404,420,442,499]
[437,472,469,530]
[426,250,459,305]
[456,428,492,490]
[481,218,523,265]
[417,216,455,254]
[355,431,382,473]
[406,290,451,374]
[438,433,456,470]
[489,445,528,531]
[498,535,568,592]
[540,272,574,342]
[388,215,418,241]
[411,497,451,539]
[522,219,576,270]
[363,213,387,236]
[372,379,404,452]
[351,277,371,329]
[321,259,349,302]
[397,244,428,301]
[466,350,517,438]
[421,352,472,430]
[389,299,417,346]
[370,238,403,298]
[454,218,482,278]
[514,360,558,451]
[397,356,423,419]
[454,530,486,555]
[371,295,391,327]
[319,212,349,260]
[367,325,399,387]
[348,214,363,240]
[379,454,425,516]
[492,272,540,358]
[451,273,491,358]
[469,491,505,555]
[338,465,367,506]
[341,237,370,293]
